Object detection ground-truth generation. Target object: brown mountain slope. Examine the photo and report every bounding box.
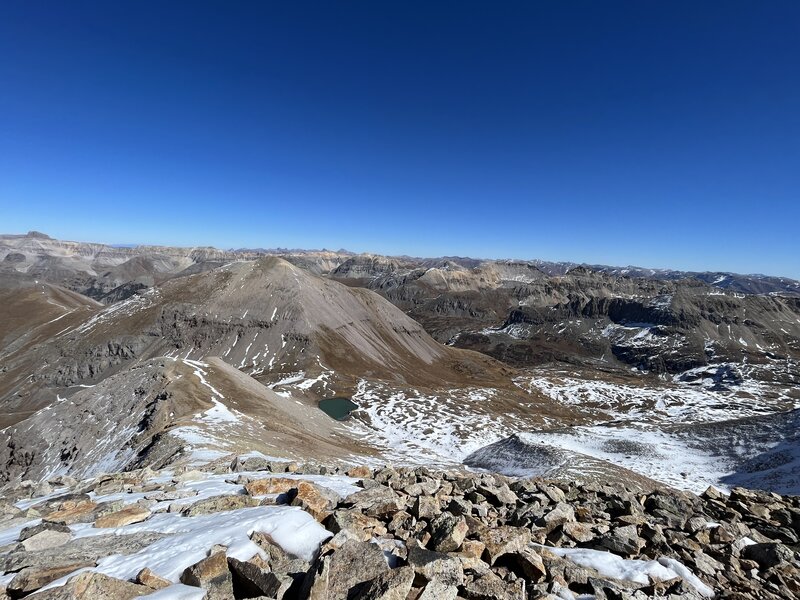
[0,257,534,428]
[0,356,375,482]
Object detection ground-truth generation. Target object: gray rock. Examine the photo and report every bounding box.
[18,521,71,542]
[7,562,96,597]
[181,494,260,516]
[345,486,403,517]
[462,571,525,600]
[349,566,415,600]
[540,502,575,531]
[599,524,643,556]
[415,578,459,600]
[429,512,468,553]
[21,529,72,552]
[303,540,389,599]
[1,532,167,572]
[228,556,292,598]
[406,545,464,587]
[477,525,532,565]
[742,542,796,569]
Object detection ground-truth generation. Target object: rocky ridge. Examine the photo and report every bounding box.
[0,458,797,599]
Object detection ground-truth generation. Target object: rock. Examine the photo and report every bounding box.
[563,521,594,543]
[462,571,525,600]
[599,524,644,556]
[303,540,388,599]
[540,502,575,531]
[504,547,546,582]
[326,509,386,541]
[46,500,98,524]
[7,562,96,596]
[94,506,151,528]
[346,466,373,479]
[477,525,532,565]
[413,496,440,520]
[0,502,24,524]
[350,566,415,600]
[21,529,72,551]
[406,545,464,587]
[181,494,260,516]
[174,469,205,483]
[144,489,198,502]
[291,481,341,521]
[29,572,152,599]
[250,531,310,575]
[135,567,172,590]
[19,521,71,541]
[244,477,300,496]
[693,551,724,576]
[686,516,708,533]
[344,486,404,517]
[0,532,167,573]
[180,551,234,600]
[228,556,292,598]
[461,539,486,559]
[429,512,468,553]
[742,542,796,569]
[414,578,459,600]
[477,483,518,507]
[233,455,271,472]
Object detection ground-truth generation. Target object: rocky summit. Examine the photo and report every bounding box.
[1,233,799,598]
[0,458,797,600]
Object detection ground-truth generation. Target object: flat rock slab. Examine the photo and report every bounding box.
[21,529,72,552]
[94,506,151,528]
[0,532,168,572]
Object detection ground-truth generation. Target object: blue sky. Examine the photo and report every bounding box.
[1,2,798,277]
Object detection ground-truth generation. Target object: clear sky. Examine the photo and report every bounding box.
[1,2,798,277]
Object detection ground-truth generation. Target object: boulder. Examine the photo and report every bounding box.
[540,502,575,531]
[412,496,440,520]
[429,513,468,553]
[503,547,546,582]
[414,578,459,600]
[406,545,464,587]
[291,481,341,521]
[228,556,293,598]
[599,524,644,556]
[181,494,260,516]
[326,509,386,541]
[563,521,594,543]
[349,566,415,600]
[462,571,525,600]
[180,551,234,600]
[742,542,796,569]
[94,506,151,528]
[27,571,152,599]
[135,567,172,590]
[477,525,532,565]
[19,521,71,541]
[7,562,96,596]
[346,466,373,479]
[46,500,98,524]
[21,529,72,552]
[244,477,299,496]
[302,540,388,599]
[344,486,404,517]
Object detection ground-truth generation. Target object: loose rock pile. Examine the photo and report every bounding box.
[0,458,797,599]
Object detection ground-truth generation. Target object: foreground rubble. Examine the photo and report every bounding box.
[0,457,797,599]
